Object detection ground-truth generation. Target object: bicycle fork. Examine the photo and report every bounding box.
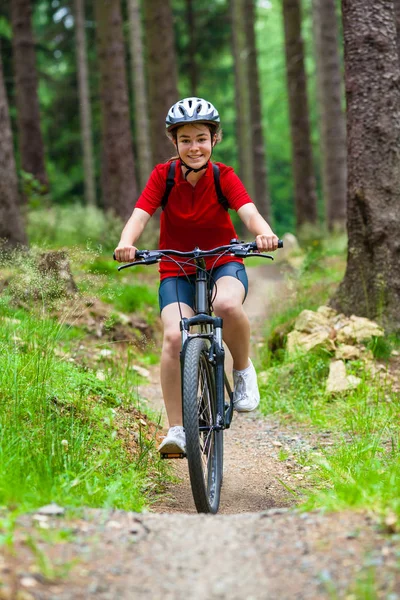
[212,321,234,430]
[180,315,233,432]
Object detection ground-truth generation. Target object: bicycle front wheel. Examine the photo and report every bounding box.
[182,337,223,514]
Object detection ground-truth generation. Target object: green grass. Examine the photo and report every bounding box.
[27,204,124,252]
[0,247,168,514]
[26,204,159,254]
[99,281,158,314]
[258,239,400,525]
[0,309,166,511]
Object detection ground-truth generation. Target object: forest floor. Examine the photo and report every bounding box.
[1,263,399,599]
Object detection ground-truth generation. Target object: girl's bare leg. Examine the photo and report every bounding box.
[160,302,194,427]
[211,276,250,371]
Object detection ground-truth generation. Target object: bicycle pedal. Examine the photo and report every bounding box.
[160,452,186,460]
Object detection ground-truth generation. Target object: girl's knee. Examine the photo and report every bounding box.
[213,296,242,318]
[162,328,182,356]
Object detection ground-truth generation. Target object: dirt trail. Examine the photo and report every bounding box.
[139,262,294,514]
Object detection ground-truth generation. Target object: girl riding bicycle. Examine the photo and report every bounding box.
[114,97,279,455]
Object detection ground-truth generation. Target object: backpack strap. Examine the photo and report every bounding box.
[161,161,177,210]
[212,163,229,211]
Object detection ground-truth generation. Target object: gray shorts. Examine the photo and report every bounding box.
[159,261,248,312]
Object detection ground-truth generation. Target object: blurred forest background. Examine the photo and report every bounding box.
[0,0,346,237]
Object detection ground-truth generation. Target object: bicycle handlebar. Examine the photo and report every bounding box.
[113,239,283,271]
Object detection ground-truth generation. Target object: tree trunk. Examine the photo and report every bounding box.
[394,0,400,63]
[74,0,96,207]
[127,0,153,191]
[10,0,48,193]
[95,0,138,221]
[312,0,346,231]
[0,48,27,249]
[332,0,400,332]
[143,0,179,165]
[231,0,254,199]
[282,0,318,232]
[186,0,198,95]
[243,0,271,221]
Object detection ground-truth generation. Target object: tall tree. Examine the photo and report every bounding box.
[186,0,198,95]
[10,0,48,193]
[332,0,400,332]
[95,0,138,221]
[394,0,400,63]
[243,0,271,221]
[127,0,152,190]
[143,0,179,165]
[282,0,318,232]
[74,0,96,207]
[0,47,27,249]
[231,0,254,198]
[312,0,346,231]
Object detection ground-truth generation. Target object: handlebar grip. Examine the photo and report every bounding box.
[113,250,144,261]
[249,239,283,250]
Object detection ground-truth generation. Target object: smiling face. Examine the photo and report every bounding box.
[175,123,214,169]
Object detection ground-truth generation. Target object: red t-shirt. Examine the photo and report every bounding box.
[135,161,253,279]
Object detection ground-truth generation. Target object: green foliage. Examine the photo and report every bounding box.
[0,16,12,39]
[21,171,50,208]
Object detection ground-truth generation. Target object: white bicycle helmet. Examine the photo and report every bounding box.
[166,97,220,131]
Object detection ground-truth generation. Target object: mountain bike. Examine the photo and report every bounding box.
[115,239,282,514]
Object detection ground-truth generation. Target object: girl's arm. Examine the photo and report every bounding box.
[237,203,279,251]
[114,208,151,262]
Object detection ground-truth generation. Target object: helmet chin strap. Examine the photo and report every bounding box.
[179,159,208,180]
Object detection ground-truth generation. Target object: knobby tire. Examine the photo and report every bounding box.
[183,337,223,514]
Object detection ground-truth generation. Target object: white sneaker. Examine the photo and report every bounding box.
[232,359,260,412]
[158,426,186,454]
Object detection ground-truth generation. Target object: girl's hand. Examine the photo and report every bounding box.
[255,233,279,252]
[114,245,137,262]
